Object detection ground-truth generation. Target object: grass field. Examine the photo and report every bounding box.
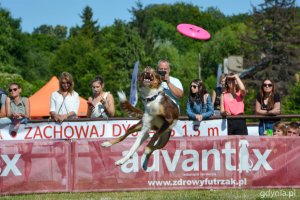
[1,189,299,200]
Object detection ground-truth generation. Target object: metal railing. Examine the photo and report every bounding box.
[28,114,300,123]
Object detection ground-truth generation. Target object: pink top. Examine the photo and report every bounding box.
[223,91,244,115]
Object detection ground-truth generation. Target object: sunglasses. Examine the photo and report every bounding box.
[191,85,198,89]
[263,83,272,88]
[8,88,18,92]
[61,82,71,85]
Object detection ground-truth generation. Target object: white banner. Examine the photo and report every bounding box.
[0,119,228,140]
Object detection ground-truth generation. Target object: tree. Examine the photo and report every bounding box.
[33,25,67,39]
[242,0,300,76]
[79,6,100,39]
[0,7,23,66]
[200,23,251,77]
[239,0,300,101]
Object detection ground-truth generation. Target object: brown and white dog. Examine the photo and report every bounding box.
[101,66,179,170]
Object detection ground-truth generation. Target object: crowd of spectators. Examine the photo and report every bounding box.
[0,60,299,136]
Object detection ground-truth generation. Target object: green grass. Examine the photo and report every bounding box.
[1,189,299,200]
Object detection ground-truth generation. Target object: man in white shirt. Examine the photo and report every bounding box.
[157,60,184,107]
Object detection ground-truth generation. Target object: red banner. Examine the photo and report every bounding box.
[0,140,71,194]
[0,137,299,194]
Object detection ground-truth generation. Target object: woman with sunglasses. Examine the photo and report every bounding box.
[87,75,115,118]
[220,73,248,135]
[6,83,32,183]
[5,83,30,125]
[186,79,214,122]
[256,79,281,136]
[50,72,79,123]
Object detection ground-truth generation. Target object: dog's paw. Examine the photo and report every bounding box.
[101,141,112,147]
[115,159,125,166]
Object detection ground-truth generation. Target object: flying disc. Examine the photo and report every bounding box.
[177,24,210,40]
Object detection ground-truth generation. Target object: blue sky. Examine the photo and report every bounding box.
[0,0,299,33]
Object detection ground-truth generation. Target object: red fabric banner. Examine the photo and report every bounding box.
[0,140,71,194]
[0,136,299,194]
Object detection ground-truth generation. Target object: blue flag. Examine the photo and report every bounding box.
[129,61,139,106]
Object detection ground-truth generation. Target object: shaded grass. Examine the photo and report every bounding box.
[1,189,299,200]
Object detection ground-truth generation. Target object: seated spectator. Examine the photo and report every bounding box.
[220,73,248,135]
[6,83,30,124]
[0,89,10,126]
[50,72,79,123]
[272,121,287,136]
[255,79,280,136]
[186,79,214,121]
[287,122,300,136]
[211,73,227,115]
[87,76,115,118]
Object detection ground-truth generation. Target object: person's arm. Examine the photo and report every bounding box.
[5,97,12,118]
[220,93,230,116]
[0,105,5,117]
[202,94,214,120]
[22,98,30,118]
[103,93,115,117]
[167,81,184,99]
[72,93,80,116]
[211,90,216,106]
[50,93,59,121]
[268,102,281,115]
[0,95,6,117]
[86,97,93,118]
[165,75,184,99]
[234,74,246,96]
[227,74,246,96]
[186,99,196,120]
[50,111,59,121]
[255,100,269,115]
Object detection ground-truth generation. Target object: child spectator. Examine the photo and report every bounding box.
[287,122,300,136]
[186,79,214,121]
[272,121,287,136]
[220,73,248,135]
[256,79,281,136]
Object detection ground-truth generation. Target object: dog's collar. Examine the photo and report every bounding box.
[142,91,162,103]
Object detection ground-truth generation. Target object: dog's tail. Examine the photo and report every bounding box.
[117,91,144,118]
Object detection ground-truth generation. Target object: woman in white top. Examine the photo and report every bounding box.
[87,76,115,118]
[50,72,80,123]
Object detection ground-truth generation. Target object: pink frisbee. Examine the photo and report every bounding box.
[177,24,210,40]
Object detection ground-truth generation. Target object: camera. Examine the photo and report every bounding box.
[157,70,166,79]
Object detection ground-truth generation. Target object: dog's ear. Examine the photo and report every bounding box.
[137,71,143,83]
